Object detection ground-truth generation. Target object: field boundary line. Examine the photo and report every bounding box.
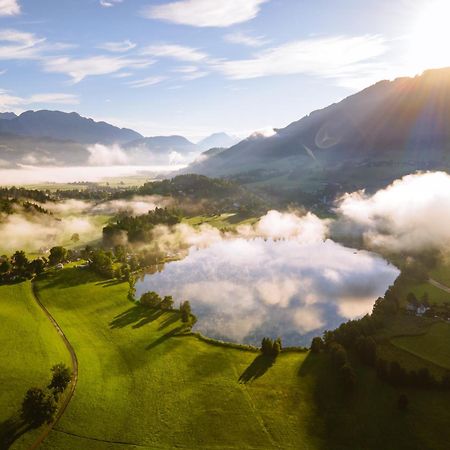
[27,279,79,450]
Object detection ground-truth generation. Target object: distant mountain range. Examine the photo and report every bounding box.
[0,110,142,144]
[0,110,237,167]
[185,67,450,197]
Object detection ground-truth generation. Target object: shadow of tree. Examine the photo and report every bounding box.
[40,268,100,290]
[0,416,32,450]
[297,351,318,377]
[238,355,275,383]
[95,279,124,288]
[109,305,164,329]
[146,326,185,351]
[158,312,180,330]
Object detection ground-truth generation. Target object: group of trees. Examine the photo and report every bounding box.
[0,251,45,282]
[140,291,174,310]
[138,291,196,327]
[310,273,450,392]
[103,207,182,245]
[21,363,71,427]
[376,358,450,389]
[260,337,282,358]
[0,245,80,283]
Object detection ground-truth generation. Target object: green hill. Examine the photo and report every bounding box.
[0,282,70,449]
[23,267,450,450]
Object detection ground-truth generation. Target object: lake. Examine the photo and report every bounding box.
[135,238,399,346]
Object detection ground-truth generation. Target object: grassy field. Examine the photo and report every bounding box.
[0,282,71,449]
[430,261,450,287]
[396,279,450,307]
[392,322,450,371]
[183,213,258,230]
[23,267,450,450]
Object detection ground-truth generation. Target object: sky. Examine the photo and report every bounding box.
[0,0,449,140]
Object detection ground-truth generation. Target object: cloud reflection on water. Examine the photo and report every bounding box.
[136,238,399,346]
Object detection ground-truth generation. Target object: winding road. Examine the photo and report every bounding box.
[28,281,78,450]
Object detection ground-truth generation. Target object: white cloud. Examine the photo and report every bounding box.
[127,75,166,88]
[224,31,269,47]
[0,91,79,111]
[0,29,77,63]
[99,0,123,7]
[0,29,46,60]
[142,0,268,27]
[336,171,450,252]
[182,70,208,80]
[172,65,209,80]
[87,143,129,166]
[98,39,136,53]
[215,34,387,87]
[141,44,208,62]
[28,93,79,104]
[43,55,153,83]
[0,0,20,16]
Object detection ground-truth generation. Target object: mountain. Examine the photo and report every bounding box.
[0,110,142,144]
[197,133,238,151]
[185,67,450,196]
[123,135,198,165]
[0,112,17,120]
[0,134,90,167]
[124,135,197,154]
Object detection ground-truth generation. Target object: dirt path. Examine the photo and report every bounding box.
[27,281,79,450]
[429,278,450,294]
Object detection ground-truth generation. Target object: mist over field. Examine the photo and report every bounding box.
[0,164,185,185]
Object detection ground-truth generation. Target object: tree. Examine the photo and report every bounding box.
[0,258,11,274]
[12,250,28,271]
[261,337,282,358]
[311,337,324,353]
[21,387,57,426]
[140,291,161,308]
[161,295,174,310]
[340,363,357,391]
[272,338,282,357]
[49,246,67,265]
[355,336,377,366]
[180,301,192,323]
[406,292,418,307]
[48,363,71,396]
[330,343,348,368]
[70,233,80,243]
[114,266,123,280]
[114,245,126,262]
[29,258,45,275]
[398,394,409,411]
[91,249,114,278]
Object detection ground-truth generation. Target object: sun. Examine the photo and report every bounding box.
[408,0,450,71]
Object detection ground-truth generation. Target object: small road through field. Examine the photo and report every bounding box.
[27,280,78,450]
[429,278,450,294]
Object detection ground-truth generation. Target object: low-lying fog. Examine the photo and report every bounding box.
[0,164,185,185]
[136,238,399,345]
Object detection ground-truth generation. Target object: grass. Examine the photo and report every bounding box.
[430,261,450,287]
[27,267,450,450]
[183,213,258,230]
[392,322,450,371]
[406,282,450,306]
[0,281,71,449]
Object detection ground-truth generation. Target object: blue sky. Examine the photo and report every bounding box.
[0,0,448,140]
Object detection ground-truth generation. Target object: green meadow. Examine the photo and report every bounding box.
[0,267,439,450]
[1,269,449,449]
[392,322,450,371]
[0,282,70,449]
